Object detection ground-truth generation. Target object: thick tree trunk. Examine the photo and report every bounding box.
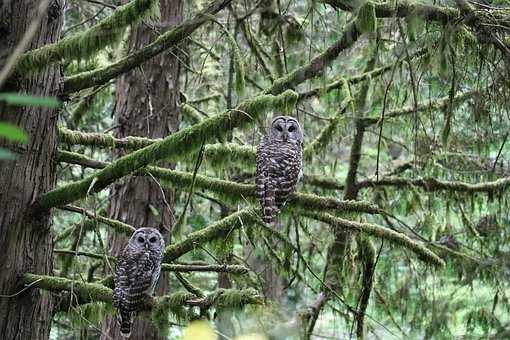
[100,1,182,339]
[0,1,63,339]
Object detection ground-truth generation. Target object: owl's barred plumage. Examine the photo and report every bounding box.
[256,116,303,223]
[113,228,164,338]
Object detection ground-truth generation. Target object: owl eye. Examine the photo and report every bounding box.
[288,125,295,132]
[276,125,283,132]
[137,236,145,243]
[149,236,157,243]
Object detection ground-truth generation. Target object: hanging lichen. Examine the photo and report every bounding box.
[207,15,245,94]
[17,0,160,71]
[355,2,377,34]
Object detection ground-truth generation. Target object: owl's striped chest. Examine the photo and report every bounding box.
[256,140,302,176]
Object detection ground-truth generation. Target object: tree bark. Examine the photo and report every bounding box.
[0,1,63,339]
[99,1,182,339]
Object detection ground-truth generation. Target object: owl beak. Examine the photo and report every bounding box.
[283,132,289,141]
[144,243,149,250]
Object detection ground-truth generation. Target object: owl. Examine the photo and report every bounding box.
[113,227,165,338]
[256,116,303,223]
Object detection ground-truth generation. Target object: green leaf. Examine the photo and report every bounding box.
[0,148,17,160]
[0,93,61,108]
[0,122,28,143]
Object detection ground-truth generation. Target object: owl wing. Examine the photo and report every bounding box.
[256,140,278,223]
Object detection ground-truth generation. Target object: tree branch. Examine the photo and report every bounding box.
[63,0,233,94]
[16,0,159,71]
[35,90,297,210]
[58,205,135,234]
[306,212,445,267]
[53,250,249,274]
[22,274,261,311]
[357,175,510,194]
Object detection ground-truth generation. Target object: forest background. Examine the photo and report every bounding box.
[1,0,510,339]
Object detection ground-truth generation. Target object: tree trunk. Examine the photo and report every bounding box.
[0,1,63,339]
[100,1,182,339]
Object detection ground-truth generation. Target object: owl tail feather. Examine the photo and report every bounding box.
[262,182,277,224]
[118,310,131,338]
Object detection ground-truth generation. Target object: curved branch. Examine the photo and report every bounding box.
[357,175,510,193]
[53,250,249,274]
[63,0,232,94]
[306,212,445,267]
[17,0,159,71]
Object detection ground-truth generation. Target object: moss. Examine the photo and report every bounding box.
[151,168,254,203]
[63,0,232,93]
[355,235,376,339]
[266,21,361,95]
[175,272,205,297]
[306,212,445,267]
[356,2,377,34]
[304,115,344,159]
[202,143,256,167]
[303,175,344,191]
[60,128,257,168]
[23,273,113,304]
[181,104,205,124]
[59,126,158,149]
[154,291,194,323]
[163,208,257,262]
[208,288,262,310]
[188,92,222,105]
[17,0,159,71]
[61,205,135,235]
[304,78,350,159]
[58,150,109,169]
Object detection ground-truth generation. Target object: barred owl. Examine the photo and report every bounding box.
[256,116,303,223]
[113,228,165,338]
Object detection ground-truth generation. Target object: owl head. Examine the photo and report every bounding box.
[128,227,165,252]
[268,116,303,145]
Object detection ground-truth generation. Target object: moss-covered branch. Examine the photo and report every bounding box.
[58,150,348,193]
[306,212,445,267]
[453,0,510,62]
[58,205,135,235]
[155,288,262,310]
[17,0,159,71]
[164,208,257,262]
[266,18,362,95]
[53,250,248,274]
[298,48,427,101]
[361,90,478,127]
[23,273,113,304]
[23,274,261,310]
[58,132,257,167]
[357,175,510,194]
[63,0,232,93]
[58,150,109,169]
[321,0,458,24]
[57,151,381,216]
[59,127,160,149]
[36,90,297,210]
[150,167,383,215]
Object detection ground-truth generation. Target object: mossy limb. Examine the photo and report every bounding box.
[36,91,297,210]
[17,0,160,71]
